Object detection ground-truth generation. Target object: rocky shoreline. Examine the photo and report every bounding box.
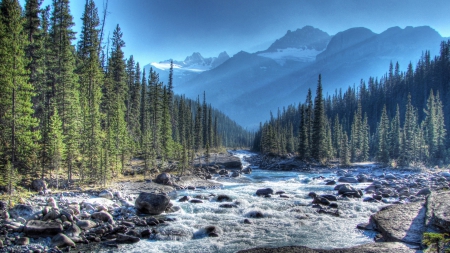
[0,152,449,252]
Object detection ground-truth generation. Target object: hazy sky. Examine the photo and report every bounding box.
[21,0,450,65]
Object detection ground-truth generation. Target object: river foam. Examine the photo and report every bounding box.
[104,150,383,253]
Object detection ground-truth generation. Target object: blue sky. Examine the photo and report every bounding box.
[20,0,450,66]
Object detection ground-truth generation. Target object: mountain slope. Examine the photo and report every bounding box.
[175,26,445,129]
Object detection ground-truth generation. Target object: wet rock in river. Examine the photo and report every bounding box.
[320,194,337,201]
[178,196,190,202]
[135,192,171,215]
[217,194,232,202]
[116,233,140,243]
[190,199,203,204]
[312,197,330,206]
[256,188,274,196]
[338,177,359,183]
[246,210,264,218]
[325,180,336,185]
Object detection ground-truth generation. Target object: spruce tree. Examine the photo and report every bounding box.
[48,0,80,183]
[77,0,103,180]
[312,75,327,163]
[0,0,39,183]
[377,105,390,164]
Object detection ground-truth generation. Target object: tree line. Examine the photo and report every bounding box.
[0,0,251,190]
[253,40,450,167]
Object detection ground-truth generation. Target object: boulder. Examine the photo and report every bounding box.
[116,233,140,243]
[242,167,252,174]
[256,188,274,196]
[135,192,171,215]
[190,199,203,203]
[336,184,358,195]
[31,179,47,192]
[194,225,223,238]
[24,220,63,238]
[217,194,232,202]
[308,192,317,198]
[320,195,337,201]
[91,210,115,224]
[426,191,450,232]
[42,208,60,221]
[312,197,330,206]
[212,155,242,168]
[231,171,240,177]
[64,223,82,238]
[325,180,336,185]
[99,190,114,200]
[338,177,359,183]
[370,201,426,244]
[155,173,171,185]
[51,233,75,248]
[76,220,97,230]
[178,196,191,202]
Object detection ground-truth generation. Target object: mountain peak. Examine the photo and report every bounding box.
[267,26,331,52]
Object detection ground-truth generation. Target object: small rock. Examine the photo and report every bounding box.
[15,237,29,245]
[116,233,140,244]
[243,219,252,224]
[99,190,114,200]
[178,196,190,202]
[219,203,237,208]
[326,180,336,185]
[91,211,115,224]
[190,199,203,204]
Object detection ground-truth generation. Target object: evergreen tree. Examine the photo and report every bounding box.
[77,0,103,180]
[48,106,64,187]
[48,0,80,183]
[312,75,328,163]
[161,87,173,160]
[377,105,390,164]
[0,0,39,184]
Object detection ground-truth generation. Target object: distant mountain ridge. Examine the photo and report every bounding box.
[149,25,445,129]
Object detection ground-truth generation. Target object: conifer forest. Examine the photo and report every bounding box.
[0,0,252,190]
[253,44,450,167]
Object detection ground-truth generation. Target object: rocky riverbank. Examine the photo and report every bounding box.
[1,151,449,252]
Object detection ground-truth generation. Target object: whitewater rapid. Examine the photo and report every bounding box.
[107,150,384,253]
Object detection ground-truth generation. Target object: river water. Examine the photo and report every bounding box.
[111,150,384,253]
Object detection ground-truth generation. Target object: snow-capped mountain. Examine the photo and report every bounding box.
[144,52,230,86]
[175,26,444,129]
[257,26,331,65]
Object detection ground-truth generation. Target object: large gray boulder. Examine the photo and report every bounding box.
[31,179,47,192]
[211,155,242,168]
[135,192,171,215]
[426,191,450,232]
[24,220,63,238]
[370,201,426,244]
[155,173,172,185]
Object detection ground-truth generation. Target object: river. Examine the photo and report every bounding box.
[108,150,384,253]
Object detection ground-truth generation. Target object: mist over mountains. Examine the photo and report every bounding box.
[145,25,445,129]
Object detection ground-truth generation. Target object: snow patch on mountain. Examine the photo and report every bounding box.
[258,47,324,65]
[150,51,230,73]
